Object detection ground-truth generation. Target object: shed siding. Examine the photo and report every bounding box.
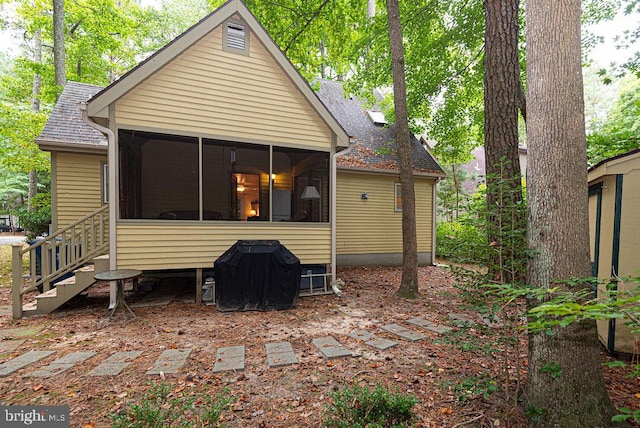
[56,153,106,228]
[589,155,640,354]
[114,24,332,148]
[336,171,433,255]
[619,168,640,278]
[116,224,330,270]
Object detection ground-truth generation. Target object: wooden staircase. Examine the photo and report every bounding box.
[21,255,109,317]
[12,205,109,319]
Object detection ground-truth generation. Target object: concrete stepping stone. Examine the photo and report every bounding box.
[265,342,298,367]
[0,340,25,354]
[90,351,142,376]
[147,349,192,375]
[0,326,45,339]
[213,345,245,372]
[380,324,427,342]
[349,330,398,350]
[0,350,55,377]
[29,351,96,378]
[312,336,353,359]
[407,317,453,335]
[449,313,476,327]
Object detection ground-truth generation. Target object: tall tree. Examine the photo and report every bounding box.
[525,0,619,425]
[53,0,65,88]
[386,0,418,298]
[483,0,524,282]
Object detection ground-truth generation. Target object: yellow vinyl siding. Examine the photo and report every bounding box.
[56,153,106,228]
[115,24,332,148]
[116,223,330,270]
[336,171,433,255]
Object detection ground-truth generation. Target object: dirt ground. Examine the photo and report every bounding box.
[0,260,639,427]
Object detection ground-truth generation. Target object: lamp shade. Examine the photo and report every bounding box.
[300,185,321,200]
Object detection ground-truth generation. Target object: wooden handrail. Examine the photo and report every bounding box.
[12,205,109,319]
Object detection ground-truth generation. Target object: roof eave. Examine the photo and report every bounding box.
[36,139,108,154]
[337,164,446,178]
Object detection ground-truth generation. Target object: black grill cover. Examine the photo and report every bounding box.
[214,240,301,311]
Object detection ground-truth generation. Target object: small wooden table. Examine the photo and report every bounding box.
[94,269,142,318]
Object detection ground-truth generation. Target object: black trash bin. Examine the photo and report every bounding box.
[214,240,301,311]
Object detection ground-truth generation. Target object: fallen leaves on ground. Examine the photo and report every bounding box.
[0,264,637,427]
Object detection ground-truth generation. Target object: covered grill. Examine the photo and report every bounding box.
[214,240,301,311]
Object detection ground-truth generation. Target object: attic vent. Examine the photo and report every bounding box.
[367,110,388,126]
[227,23,246,50]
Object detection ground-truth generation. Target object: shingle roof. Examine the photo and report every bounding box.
[315,79,444,175]
[36,81,107,150]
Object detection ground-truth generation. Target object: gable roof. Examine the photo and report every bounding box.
[86,0,348,148]
[36,81,107,153]
[316,79,444,176]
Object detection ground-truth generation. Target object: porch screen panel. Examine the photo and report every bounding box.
[272,147,329,223]
[119,130,199,219]
[202,139,269,221]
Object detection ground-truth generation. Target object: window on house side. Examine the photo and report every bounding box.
[395,182,402,211]
[101,162,108,204]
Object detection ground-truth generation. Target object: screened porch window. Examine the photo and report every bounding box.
[202,139,269,221]
[119,130,330,222]
[119,130,199,219]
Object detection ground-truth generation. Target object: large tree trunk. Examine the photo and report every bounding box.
[524,0,619,425]
[483,0,524,284]
[53,0,66,87]
[28,27,43,211]
[386,0,418,298]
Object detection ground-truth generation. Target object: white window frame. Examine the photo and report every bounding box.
[102,162,109,204]
[394,182,402,212]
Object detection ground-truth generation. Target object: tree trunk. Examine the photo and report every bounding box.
[483,0,524,283]
[525,0,620,425]
[29,27,43,211]
[31,28,42,112]
[53,0,66,88]
[386,0,418,298]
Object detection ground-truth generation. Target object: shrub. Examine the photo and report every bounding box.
[436,217,488,264]
[323,383,417,428]
[18,193,51,240]
[111,382,234,428]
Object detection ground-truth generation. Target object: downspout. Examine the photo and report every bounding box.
[79,102,117,308]
[331,141,354,296]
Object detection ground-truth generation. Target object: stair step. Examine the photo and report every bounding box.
[35,288,57,299]
[55,277,76,287]
[23,302,37,311]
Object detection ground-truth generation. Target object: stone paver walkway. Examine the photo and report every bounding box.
[90,351,142,376]
[29,351,96,378]
[380,323,427,341]
[147,349,192,375]
[265,342,298,367]
[312,336,353,359]
[0,312,464,377]
[407,317,453,335]
[213,345,245,372]
[0,350,55,377]
[349,330,398,350]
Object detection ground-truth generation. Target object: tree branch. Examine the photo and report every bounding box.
[283,0,331,54]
